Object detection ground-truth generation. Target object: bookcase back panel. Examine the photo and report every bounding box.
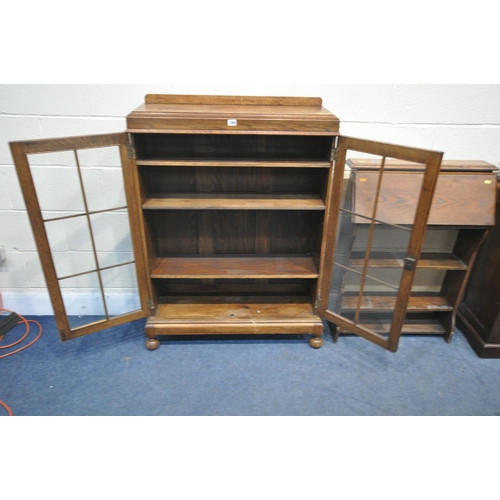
[145,210,323,256]
[140,167,328,195]
[134,134,334,161]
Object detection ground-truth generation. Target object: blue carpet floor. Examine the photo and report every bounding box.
[1,316,499,416]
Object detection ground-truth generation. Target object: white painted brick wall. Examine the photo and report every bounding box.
[1,84,499,314]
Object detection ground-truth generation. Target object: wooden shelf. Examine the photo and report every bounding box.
[143,194,326,210]
[341,295,454,312]
[136,159,331,168]
[348,252,467,270]
[150,255,319,279]
[146,295,323,336]
[339,319,447,335]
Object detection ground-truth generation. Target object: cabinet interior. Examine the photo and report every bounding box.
[134,133,333,161]
[134,133,331,328]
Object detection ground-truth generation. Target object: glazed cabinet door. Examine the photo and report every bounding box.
[317,136,443,352]
[10,133,151,341]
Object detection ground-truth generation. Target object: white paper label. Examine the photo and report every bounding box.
[227,119,237,126]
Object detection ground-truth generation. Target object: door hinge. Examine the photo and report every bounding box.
[127,144,136,159]
[331,148,339,162]
[146,298,154,309]
[315,297,322,310]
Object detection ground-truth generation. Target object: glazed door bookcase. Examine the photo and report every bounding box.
[11,95,445,353]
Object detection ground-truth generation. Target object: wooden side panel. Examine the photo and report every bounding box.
[458,183,500,353]
[353,173,496,225]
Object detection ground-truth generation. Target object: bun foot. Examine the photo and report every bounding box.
[309,336,323,349]
[146,338,160,351]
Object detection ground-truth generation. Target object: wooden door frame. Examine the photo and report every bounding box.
[316,136,443,352]
[10,132,152,341]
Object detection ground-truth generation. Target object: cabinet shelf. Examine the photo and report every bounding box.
[340,318,448,335]
[341,295,454,312]
[142,194,326,210]
[348,252,468,270]
[136,159,331,168]
[147,295,322,336]
[150,255,319,279]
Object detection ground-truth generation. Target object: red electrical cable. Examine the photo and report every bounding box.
[0,308,44,416]
[0,399,13,416]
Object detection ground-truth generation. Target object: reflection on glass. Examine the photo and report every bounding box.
[101,263,141,317]
[329,154,427,337]
[60,272,106,330]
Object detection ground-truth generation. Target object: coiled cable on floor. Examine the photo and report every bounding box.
[0,308,43,416]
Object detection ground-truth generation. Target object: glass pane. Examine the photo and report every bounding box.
[60,272,106,330]
[16,136,148,340]
[328,153,427,340]
[29,151,85,218]
[44,145,139,327]
[412,268,447,293]
[89,210,135,268]
[77,147,127,211]
[101,263,141,317]
[45,216,96,278]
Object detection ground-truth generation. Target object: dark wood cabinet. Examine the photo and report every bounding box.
[457,176,500,357]
[331,159,497,344]
[11,94,457,353]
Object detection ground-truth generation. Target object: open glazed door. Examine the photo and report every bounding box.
[10,133,151,341]
[317,136,443,352]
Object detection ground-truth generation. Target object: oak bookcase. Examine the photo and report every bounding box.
[12,94,491,353]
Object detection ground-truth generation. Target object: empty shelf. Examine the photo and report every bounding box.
[339,319,447,335]
[136,159,331,168]
[348,252,467,270]
[150,255,319,279]
[147,295,323,336]
[341,295,454,312]
[143,194,326,210]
